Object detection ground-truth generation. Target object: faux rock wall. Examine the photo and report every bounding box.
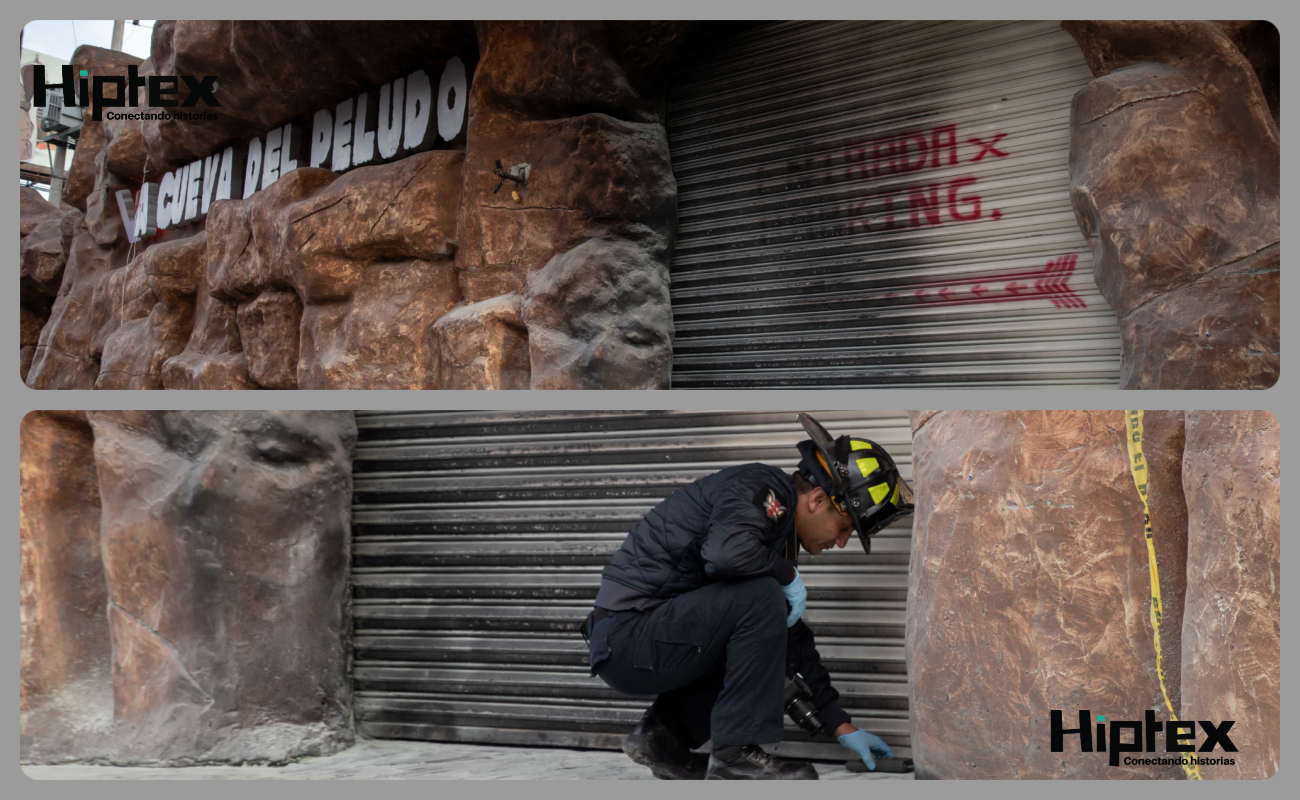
[19,411,357,766]
[25,45,140,389]
[19,189,72,382]
[1063,22,1280,389]
[19,412,113,763]
[906,411,1184,779]
[451,22,691,389]
[21,21,695,390]
[1180,412,1280,780]
[907,411,1280,779]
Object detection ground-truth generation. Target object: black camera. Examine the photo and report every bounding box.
[784,672,824,736]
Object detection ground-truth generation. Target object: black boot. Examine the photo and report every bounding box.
[622,706,709,780]
[705,745,819,780]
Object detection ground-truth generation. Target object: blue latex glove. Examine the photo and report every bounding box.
[838,729,894,770]
[781,569,807,627]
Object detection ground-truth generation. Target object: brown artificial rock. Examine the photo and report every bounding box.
[205,153,464,389]
[288,152,462,298]
[22,22,692,391]
[908,410,941,435]
[60,118,102,213]
[19,192,74,381]
[452,22,685,389]
[297,257,459,389]
[1216,21,1279,126]
[523,235,673,389]
[21,218,70,296]
[144,20,477,170]
[20,411,113,763]
[471,22,661,124]
[21,186,61,235]
[21,308,46,381]
[1180,411,1280,779]
[96,234,207,390]
[161,289,257,390]
[25,210,132,389]
[100,58,153,181]
[434,294,530,389]
[906,411,1185,779]
[61,46,145,211]
[235,290,302,389]
[86,411,356,764]
[207,168,338,301]
[456,111,677,302]
[1063,21,1279,389]
[1117,268,1280,390]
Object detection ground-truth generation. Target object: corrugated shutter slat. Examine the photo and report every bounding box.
[351,411,914,761]
[667,21,1121,388]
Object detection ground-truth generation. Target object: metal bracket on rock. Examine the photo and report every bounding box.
[492,161,530,203]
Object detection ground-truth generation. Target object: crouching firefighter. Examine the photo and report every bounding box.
[580,414,915,779]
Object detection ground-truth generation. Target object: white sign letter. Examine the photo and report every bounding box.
[184,159,203,221]
[116,189,141,243]
[171,166,188,228]
[217,146,236,202]
[403,69,432,151]
[377,78,404,160]
[136,182,158,238]
[332,97,354,172]
[310,108,333,168]
[279,122,300,176]
[244,137,263,198]
[352,90,376,167]
[263,127,283,186]
[437,56,468,142]
[202,152,221,214]
[157,171,177,230]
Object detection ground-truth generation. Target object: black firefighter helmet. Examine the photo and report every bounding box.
[795,413,915,554]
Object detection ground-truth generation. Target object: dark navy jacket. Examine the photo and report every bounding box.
[594,463,851,731]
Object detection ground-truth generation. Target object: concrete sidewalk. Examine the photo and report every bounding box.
[23,739,914,780]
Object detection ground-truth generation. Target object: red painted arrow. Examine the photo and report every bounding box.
[895,254,1086,310]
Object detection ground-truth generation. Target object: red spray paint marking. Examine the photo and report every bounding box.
[967,133,1009,163]
[906,254,1085,309]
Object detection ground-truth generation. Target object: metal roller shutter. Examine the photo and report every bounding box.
[350,410,914,762]
[666,21,1121,388]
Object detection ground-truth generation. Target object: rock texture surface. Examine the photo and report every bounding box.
[21,412,358,766]
[1063,21,1279,389]
[21,21,696,390]
[62,46,146,211]
[20,412,113,764]
[25,189,133,389]
[1180,411,1280,779]
[454,22,692,388]
[144,21,477,170]
[907,410,1279,779]
[96,233,209,389]
[86,412,356,764]
[906,411,1184,779]
[19,189,72,381]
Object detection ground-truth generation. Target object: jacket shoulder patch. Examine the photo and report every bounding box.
[755,488,786,520]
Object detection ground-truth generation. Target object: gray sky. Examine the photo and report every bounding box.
[21,20,155,62]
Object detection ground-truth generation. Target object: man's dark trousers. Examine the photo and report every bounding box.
[589,577,788,747]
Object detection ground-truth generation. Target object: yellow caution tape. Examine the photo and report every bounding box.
[1124,410,1201,781]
